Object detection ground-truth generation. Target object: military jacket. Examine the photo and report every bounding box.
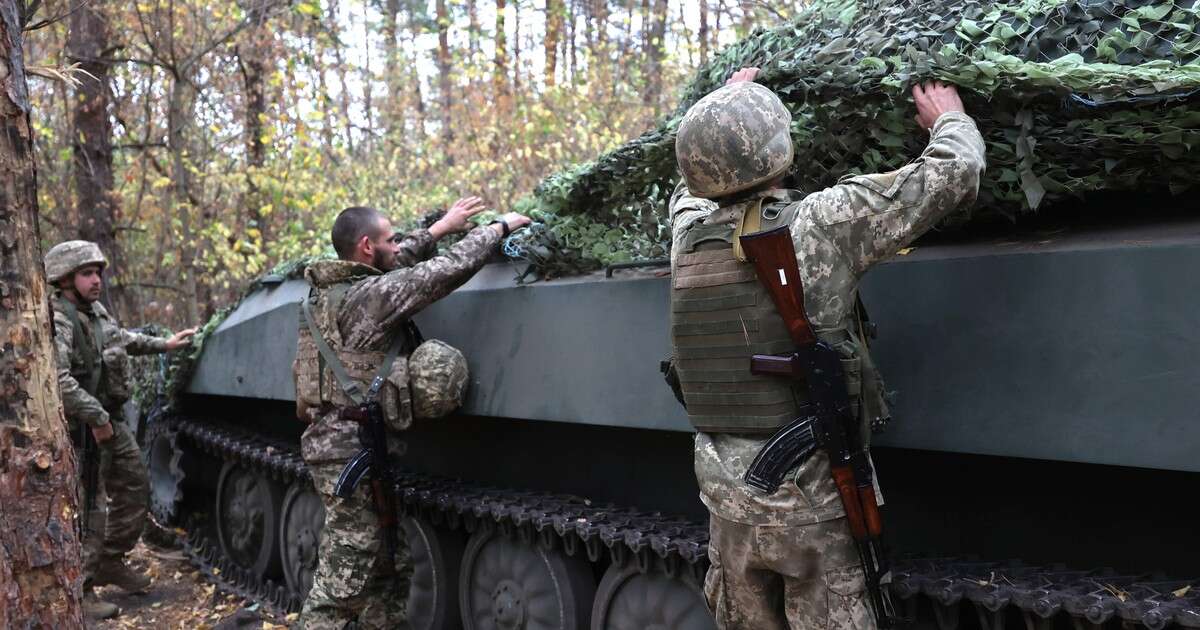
[670,111,987,526]
[52,292,170,428]
[297,226,500,464]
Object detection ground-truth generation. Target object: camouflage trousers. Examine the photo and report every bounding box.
[298,461,411,630]
[77,416,149,581]
[704,512,874,630]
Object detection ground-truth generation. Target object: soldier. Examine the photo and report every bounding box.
[668,70,986,629]
[45,240,197,621]
[294,198,531,629]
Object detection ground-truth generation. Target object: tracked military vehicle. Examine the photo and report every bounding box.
[142,204,1200,630]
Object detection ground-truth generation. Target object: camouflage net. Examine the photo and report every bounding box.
[505,0,1200,278]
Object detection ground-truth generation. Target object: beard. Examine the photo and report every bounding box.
[371,247,395,272]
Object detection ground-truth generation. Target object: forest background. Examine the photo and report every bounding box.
[27,0,805,329]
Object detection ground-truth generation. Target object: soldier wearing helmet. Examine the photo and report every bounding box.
[669,70,986,629]
[293,199,529,630]
[45,240,196,621]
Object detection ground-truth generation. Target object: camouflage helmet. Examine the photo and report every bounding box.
[409,339,469,419]
[676,81,794,199]
[44,240,107,284]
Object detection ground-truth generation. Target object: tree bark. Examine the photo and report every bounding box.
[67,1,130,318]
[544,0,562,86]
[0,3,85,626]
[699,0,709,63]
[435,0,453,162]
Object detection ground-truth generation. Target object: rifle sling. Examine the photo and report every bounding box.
[302,295,404,406]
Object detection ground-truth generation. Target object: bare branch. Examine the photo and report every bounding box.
[23,0,91,32]
[25,62,97,88]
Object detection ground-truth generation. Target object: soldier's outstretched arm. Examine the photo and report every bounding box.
[390,228,437,268]
[794,82,986,276]
[349,214,530,330]
[52,309,110,428]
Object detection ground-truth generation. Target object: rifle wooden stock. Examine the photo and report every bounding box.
[861,486,884,538]
[832,464,869,541]
[738,226,818,347]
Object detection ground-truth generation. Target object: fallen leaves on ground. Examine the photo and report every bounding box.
[94,540,286,629]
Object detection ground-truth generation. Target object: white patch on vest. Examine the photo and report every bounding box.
[777,268,788,285]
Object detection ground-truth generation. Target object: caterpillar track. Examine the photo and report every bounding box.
[154,415,1200,629]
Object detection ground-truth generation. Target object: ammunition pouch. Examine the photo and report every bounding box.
[99,346,133,408]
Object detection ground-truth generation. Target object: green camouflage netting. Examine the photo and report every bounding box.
[506,0,1200,278]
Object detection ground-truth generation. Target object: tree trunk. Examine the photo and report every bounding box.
[435,0,453,162]
[699,0,709,63]
[642,0,667,105]
[494,0,507,97]
[402,5,428,140]
[594,0,608,50]
[67,1,130,318]
[237,0,270,244]
[167,79,202,326]
[0,3,85,626]
[329,0,355,153]
[512,0,521,91]
[467,0,480,59]
[739,0,754,35]
[544,0,562,86]
[359,2,374,138]
[383,0,400,134]
[567,0,576,80]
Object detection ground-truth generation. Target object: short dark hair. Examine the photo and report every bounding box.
[331,206,384,259]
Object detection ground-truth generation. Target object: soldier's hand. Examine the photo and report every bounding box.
[491,212,532,236]
[164,327,198,351]
[91,422,114,444]
[430,196,487,239]
[726,67,760,85]
[912,81,965,131]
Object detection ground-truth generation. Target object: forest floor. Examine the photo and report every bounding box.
[91,535,296,630]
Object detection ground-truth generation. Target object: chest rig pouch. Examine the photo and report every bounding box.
[293,282,421,432]
[56,297,104,396]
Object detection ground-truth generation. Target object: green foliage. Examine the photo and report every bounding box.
[511,0,1200,277]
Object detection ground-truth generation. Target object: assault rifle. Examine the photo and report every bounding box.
[738,225,897,628]
[333,376,400,578]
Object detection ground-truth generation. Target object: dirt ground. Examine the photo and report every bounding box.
[91,539,297,630]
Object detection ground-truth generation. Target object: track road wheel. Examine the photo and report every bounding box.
[405,516,467,630]
[590,562,715,630]
[460,530,596,630]
[143,418,186,525]
[215,460,284,579]
[279,481,325,597]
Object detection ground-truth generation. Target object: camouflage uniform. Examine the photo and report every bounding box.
[670,111,986,629]
[51,290,169,584]
[296,225,500,630]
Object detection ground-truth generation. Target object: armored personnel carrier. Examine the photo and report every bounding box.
[143,210,1200,630]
